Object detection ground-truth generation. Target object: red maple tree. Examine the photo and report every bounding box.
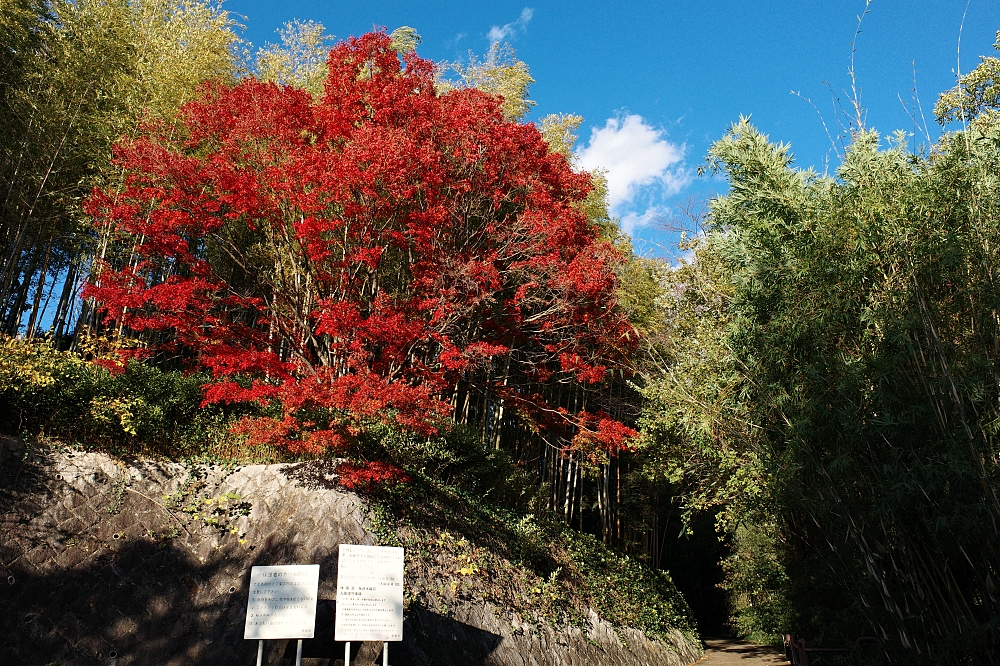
[84,32,637,485]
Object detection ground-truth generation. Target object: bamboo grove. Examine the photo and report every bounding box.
[642,39,1000,660]
[6,1,1000,661]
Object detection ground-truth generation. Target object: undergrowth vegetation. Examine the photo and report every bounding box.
[364,465,695,643]
[0,336,279,462]
[313,415,695,639]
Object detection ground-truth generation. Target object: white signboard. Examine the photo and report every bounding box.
[244,564,320,640]
[334,544,405,641]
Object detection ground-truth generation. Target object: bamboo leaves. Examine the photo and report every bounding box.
[643,115,1000,659]
[0,0,241,339]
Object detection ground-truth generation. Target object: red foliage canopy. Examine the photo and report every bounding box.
[84,32,637,478]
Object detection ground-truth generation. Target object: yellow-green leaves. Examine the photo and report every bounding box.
[388,26,421,55]
[438,43,535,121]
[935,30,1000,130]
[130,0,243,121]
[255,19,332,97]
[52,0,242,126]
[539,113,583,161]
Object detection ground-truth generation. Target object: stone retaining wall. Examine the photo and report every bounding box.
[0,440,702,666]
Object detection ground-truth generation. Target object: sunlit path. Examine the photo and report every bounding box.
[698,638,789,666]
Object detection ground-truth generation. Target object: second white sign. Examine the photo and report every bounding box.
[334,544,405,642]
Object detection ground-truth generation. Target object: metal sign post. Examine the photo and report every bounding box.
[335,544,405,666]
[244,565,320,666]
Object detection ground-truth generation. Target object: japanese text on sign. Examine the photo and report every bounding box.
[244,564,319,640]
[335,544,404,641]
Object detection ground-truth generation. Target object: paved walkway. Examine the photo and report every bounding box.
[698,638,790,665]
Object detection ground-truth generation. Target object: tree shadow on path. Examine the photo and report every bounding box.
[700,638,789,665]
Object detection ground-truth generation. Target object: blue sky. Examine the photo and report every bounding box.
[226,0,1000,256]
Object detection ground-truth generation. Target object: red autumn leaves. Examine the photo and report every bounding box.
[84,31,637,485]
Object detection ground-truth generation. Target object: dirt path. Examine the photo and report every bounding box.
[697,638,790,665]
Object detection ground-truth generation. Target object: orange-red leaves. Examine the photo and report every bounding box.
[85,30,637,473]
[335,461,410,490]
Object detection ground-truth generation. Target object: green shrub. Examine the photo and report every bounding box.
[0,336,97,434]
[363,457,694,643]
[561,524,695,639]
[0,336,244,459]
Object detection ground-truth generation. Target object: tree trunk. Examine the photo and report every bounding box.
[25,236,53,338]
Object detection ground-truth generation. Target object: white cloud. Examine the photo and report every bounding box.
[576,114,689,234]
[619,208,665,237]
[488,8,534,44]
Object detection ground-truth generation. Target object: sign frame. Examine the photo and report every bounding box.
[243,564,320,641]
[334,544,405,642]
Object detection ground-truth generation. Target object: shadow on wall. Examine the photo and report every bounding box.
[3,537,501,665]
[0,444,502,666]
[290,601,504,665]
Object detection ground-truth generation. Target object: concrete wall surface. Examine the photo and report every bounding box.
[0,440,703,666]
